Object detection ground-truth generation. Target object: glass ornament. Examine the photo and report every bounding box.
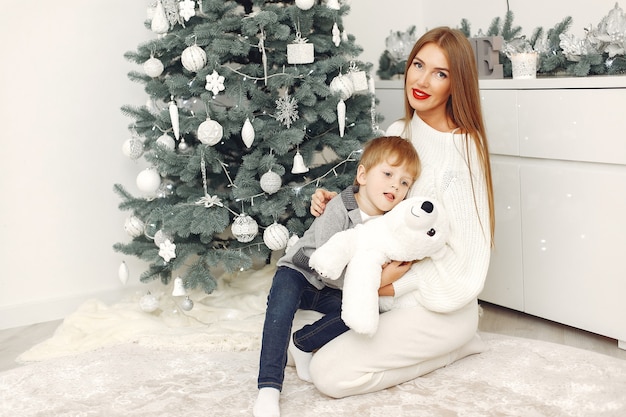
[139,292,159,313]
[124,215,145,238]
[181,44,207,72]
[181,296,194,311]
[263,223,290,251]
[231,214,259,243]
[136,168,162,195]
[143,56,164,77]
[122,137,144,160]
[260,170,282,194]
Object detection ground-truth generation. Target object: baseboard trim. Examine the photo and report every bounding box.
[0,287,141,330]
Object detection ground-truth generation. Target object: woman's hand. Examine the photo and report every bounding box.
[378,261,412,296]
[310,188,337,217]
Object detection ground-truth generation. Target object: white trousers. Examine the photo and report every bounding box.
[308,299,485,398]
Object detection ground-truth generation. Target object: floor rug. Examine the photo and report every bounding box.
[2,332,625,417]
[6,264,626,416]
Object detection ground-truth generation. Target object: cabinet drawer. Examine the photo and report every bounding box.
[521,159,626,341]
[481,90,519,156]
[518,89,626,165]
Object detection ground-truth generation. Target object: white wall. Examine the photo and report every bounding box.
[0,1,151,329]
[0,0,621,330]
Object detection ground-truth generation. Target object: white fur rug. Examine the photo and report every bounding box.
[5,264,626,416]
[2,333,626,416]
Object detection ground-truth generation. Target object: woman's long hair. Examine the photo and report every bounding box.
[403,27,495,245]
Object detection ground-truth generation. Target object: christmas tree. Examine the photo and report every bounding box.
[114,0,377,294]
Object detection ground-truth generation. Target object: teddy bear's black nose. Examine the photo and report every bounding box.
[421,201,434,213]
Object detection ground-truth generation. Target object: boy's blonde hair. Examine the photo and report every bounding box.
[354,136,420,185]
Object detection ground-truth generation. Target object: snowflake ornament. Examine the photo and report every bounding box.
[275,92,299,128]
[158,239,177,262]
[178,0,196,21]
[205,70,225,96]
[195,194,224,208]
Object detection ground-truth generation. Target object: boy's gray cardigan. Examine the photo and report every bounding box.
[276,186,363,290]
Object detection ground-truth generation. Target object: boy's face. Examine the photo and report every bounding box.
[355,160,414,216]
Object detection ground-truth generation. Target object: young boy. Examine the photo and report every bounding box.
[253,136,420,417]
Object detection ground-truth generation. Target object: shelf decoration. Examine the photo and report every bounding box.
[377,4,626,79]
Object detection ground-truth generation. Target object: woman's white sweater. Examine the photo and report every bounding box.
[385,114,492,313]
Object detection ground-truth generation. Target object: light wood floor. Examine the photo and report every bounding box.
[1,301,625,373]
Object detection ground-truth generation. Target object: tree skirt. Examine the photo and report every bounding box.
[2,333,626,417]
[7,263,626,416]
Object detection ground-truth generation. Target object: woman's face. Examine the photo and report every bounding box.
[405,42,452,118]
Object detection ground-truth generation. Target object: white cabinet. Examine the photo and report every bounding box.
[377,77,626,348]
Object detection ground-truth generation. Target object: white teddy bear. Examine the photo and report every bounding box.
[309,196,449,336]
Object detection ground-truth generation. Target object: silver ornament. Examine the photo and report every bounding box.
[122,137,144,160]
[143,56,164,77]
[231,214,259,243]
[181,44,207,72]
[181,296,194,311]
[139,292,159,313]
[124,215,145,238]
[260,170,282,194]
[263,223,290,251]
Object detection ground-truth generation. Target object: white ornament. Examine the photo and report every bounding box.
[124,215,145,237]
[169,99,180,140]
[181,296,194,311]
[179,0,196,21]
[197,117,223,145]
[122,137,144,160]
[181,44,207,72]
[275,92,299,128]
[151,0,169,34]
[260,170,282,194]
[143,56,164,77]
[263,223,290,251]
[178,138,192,153]
[287,33,315,64]
[231,214,259,243]
[326,0,340,10]
[159,239,177,262]
[332,23,341,47]
[156,133,176,150]
[172,277,187,296]
[139,292,159,313]
[295,0,315,10]
[136,168,162,195]
[291,151,309,174]
[348,66,369,93]
[337,99,346,137]
[205,70,225,96]
[118,261,129,285]
[330,73,354,100]
[241,118,255,148]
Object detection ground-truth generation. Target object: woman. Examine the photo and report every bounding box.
[308,26,495,398]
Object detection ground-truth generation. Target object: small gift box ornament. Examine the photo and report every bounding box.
[287,32,315,64]
[348,63,369,93]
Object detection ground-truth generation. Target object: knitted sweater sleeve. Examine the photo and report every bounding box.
[388,123,492,313]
